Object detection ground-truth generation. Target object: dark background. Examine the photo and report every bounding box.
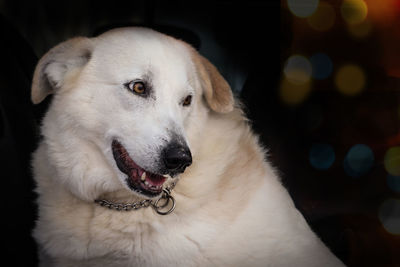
[0,0,399,266]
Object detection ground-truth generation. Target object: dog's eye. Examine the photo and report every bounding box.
[182,95,192,107]
[127,81,146,95]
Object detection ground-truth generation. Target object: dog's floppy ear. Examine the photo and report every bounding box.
[191,51,234,113]
[31,37,93,104]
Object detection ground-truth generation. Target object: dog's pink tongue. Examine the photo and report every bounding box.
[147,174,166,186]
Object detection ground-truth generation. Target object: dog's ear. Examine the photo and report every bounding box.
[191,51,234,113]
[31,37,93,104]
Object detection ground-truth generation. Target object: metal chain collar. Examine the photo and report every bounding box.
[94,181,177,215]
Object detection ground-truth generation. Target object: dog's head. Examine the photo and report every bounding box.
[32,27,233,200]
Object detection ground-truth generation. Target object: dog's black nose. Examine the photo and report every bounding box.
[163,143,192,174]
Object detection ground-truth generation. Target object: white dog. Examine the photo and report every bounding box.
[31,27,345,267]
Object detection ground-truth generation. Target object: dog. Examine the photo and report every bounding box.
[31,27,345,266]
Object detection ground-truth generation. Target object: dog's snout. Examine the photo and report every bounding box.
[163,143,192,174]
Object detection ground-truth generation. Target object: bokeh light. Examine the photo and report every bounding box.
[310,53,333,80]
[284,55,312,84]
[364,0,400,26]
[309,143,335,170]
[384,146,400,176]
[387,174,400,193]
[348,19,373,38]
[341,0,368,25]
[343,144,374,178]
[287,0,319,18]
[335,64,366,96]
[307,1,336,32]
[280,78,312,106]
[378,198,400,235]
[281,55,313,105]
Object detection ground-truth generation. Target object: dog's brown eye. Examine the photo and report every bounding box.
[183,95,192,106]
[127,81,146,94]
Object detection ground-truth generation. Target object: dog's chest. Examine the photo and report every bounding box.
[83,211,212,266]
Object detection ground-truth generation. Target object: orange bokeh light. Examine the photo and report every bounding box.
[363,0,400,77]
[364,0,400,25]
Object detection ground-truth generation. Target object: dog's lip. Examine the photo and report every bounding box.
[111,140,166,197]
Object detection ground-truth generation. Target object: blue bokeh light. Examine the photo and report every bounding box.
[343,144,374,178]
[309,143,335,170]
[287,0,319,18]
[310,53,333,80]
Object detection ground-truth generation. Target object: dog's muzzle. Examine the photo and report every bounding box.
[111,139,192,198]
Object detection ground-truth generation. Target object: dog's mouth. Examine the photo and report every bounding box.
[112,140,166,197]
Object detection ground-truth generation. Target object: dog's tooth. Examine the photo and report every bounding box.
[141,172,146,182]
[144,180,150,186]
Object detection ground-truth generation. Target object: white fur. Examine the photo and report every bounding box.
[32,27,345,266]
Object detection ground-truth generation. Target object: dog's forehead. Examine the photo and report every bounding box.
[91,28,194,84]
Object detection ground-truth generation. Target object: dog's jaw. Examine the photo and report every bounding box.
[111,140,167,198]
